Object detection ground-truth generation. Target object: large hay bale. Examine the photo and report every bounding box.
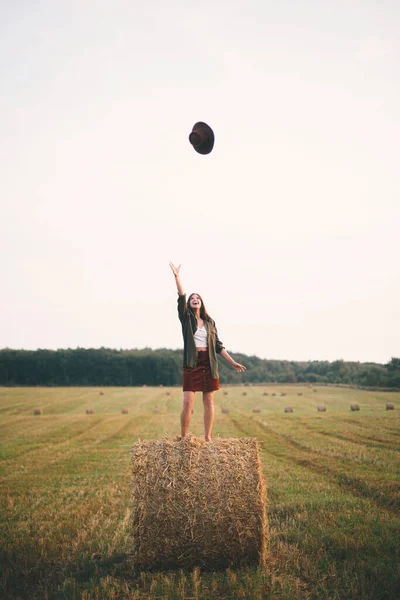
[297,392,303,396]
[263,392,269,396]
[284,406,293,413]
[386,402,395,410]
[86,408,94,415]
[121,408,129,414]
[33,408,42,415]
[252,408,261,413]
[271,393,276,397]
[130,435,268,570]
[350,403,360,411]
[317,405,327,412]
[221,407,229,414]
[281,393,286,397]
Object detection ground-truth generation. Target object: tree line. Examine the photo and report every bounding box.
[0,348,399,389]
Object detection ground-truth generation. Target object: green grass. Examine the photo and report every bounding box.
[0,385,399,599]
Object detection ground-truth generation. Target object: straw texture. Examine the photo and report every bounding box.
[130,435,268,570]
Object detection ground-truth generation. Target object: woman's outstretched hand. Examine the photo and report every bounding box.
[232,362,246,373]
[169,262,181,277]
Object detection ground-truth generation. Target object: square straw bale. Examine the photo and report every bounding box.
[130,435,268,570]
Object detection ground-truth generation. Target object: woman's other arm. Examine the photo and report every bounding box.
[220,348,246,372]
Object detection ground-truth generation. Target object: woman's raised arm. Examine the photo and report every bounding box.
[169,262,184,296]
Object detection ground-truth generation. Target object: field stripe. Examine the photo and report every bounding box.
[228,415,400,512]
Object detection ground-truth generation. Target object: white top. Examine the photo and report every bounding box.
[193,325,208,348]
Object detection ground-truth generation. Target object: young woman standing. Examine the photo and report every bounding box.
[169,263,246,442]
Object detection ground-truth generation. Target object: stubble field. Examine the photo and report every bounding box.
[0,385,399,600]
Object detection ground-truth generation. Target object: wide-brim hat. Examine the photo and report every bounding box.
[189,121,215,155]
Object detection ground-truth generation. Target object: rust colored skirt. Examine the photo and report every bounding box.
[183,351,220,392]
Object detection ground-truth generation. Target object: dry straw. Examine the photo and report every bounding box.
[386,402,395,410]
[130,435,268,570]
[350,403,360,411]
[33,408,42,415]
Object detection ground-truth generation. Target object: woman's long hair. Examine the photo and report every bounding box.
[187,293,211,321]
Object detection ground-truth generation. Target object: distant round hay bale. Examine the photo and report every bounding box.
[33,408,42,415]
[242,392,247,396]
[271,393,276,397]
[252,408,261,413]
[350,403,360,411]
[121,408,129,414]
[166,392,171,396]
[130,435,268,570]
[263,392,269,396]
[386,402,395,411]
[281,393,286,397]
[313,389,317,392]
[284,406,294,413]
[317,405,327,412]
[221,407,229,414]
[297,392,303,396]
[99,391,104,396]
[223,391,228,396]
[86,408,94,415]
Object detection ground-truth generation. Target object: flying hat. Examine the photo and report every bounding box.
[188,122,215,155]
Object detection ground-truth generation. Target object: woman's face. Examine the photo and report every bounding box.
[189,294,202,310]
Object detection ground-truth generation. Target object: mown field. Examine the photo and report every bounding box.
[0,385,399,600]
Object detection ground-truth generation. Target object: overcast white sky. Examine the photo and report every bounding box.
[1,0,399,364]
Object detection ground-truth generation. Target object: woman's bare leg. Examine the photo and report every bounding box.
[203,391,215,442]
[180,391,195,437]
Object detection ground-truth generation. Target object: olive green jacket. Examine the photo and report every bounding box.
[177,294,224,379]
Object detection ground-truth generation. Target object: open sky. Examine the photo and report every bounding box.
[1,0,399,364]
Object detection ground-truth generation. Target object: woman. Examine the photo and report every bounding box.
[169,262,246,442]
